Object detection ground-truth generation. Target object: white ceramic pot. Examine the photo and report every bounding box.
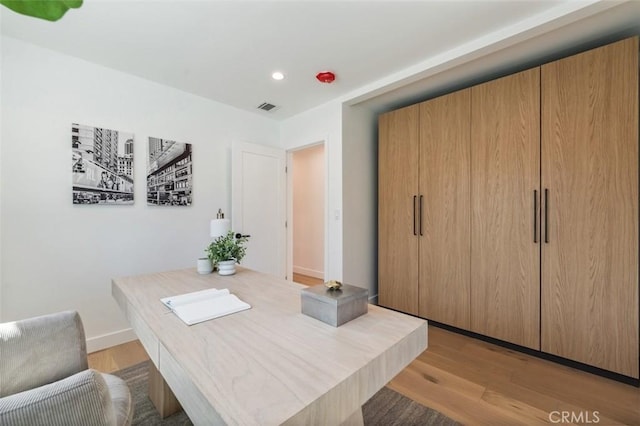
[197,257,213,274]
[217,260,236,276]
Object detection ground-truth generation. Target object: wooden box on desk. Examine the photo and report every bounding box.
[301,283,368,326]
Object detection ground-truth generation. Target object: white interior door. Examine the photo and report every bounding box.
[232,142,286,278]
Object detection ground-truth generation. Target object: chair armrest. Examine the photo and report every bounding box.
[0,311,88,396]
[0,369,116,426]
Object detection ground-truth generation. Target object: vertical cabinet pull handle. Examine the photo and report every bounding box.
[533,190,538,243]
[413,195,417,236]
[419,195,424,236]
[544,188,549,243]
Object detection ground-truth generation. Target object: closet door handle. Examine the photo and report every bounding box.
[544,188,549,243]
[413,195,417,236]
[419,195,424,236]
[533,190,538,243]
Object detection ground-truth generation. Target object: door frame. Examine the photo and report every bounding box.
[286,140,328,282]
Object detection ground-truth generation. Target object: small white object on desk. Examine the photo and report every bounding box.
[161,288,250,325]
[196,258,213,274]
[210,219,231,239]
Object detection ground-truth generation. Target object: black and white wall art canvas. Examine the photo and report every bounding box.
[72,123,134,205]
[147,137,192,206]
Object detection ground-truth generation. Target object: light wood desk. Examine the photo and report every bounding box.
[112,267,427,425]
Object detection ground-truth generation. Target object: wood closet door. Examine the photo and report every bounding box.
[471,68,541,349]
[418,89,471,329]
[541,37,639,378]
[379,105,420,315]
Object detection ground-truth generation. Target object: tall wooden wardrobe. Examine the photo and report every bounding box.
[378,36,639,379]
[471,68,541,350]
[540,37,639,378]
[379,90,471,329]
[378,104,420,316]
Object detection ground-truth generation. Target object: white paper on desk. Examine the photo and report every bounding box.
[161,288,229,309]
[161,288,250,325]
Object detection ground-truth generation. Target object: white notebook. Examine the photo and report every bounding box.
[161,288,251,325]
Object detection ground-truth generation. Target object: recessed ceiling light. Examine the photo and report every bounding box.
[272,71,285,81]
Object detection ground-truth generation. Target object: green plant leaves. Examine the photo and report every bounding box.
[205,231,249,264]
[0,0,83,22]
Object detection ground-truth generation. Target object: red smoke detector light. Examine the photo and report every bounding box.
[316,71,336,83]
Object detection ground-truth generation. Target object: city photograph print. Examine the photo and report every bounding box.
[147,137,192,206]
[72,123,134,205]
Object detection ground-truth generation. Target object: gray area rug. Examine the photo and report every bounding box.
[113,361,459,425]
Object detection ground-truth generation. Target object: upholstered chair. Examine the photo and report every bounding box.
[0,311,133,426]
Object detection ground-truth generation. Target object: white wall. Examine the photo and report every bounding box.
[282,101,378,297]
[281,101,342,281]
[292,144,324,279]
[342,105,378,299]
[0,37,280,350]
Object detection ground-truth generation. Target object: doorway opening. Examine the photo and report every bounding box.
[287,143,325,286]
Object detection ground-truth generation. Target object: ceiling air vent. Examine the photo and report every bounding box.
[257,102,278,112]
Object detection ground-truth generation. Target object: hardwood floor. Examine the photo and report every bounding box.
[89,324,640,425]
[389,326,639,425]
[292,272,323,286]
[88,339,148,374]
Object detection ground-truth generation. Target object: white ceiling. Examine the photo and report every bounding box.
[2,1,639,121]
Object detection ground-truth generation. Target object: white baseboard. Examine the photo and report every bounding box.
[86,328,137,353]
[293,266,323,279]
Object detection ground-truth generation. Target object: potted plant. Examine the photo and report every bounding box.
[205,231,249,276]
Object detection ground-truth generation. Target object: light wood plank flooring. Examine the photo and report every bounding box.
[88,339,148,374]
[89,325,640,425]
[389,327,639,425]
[292,272,323,286]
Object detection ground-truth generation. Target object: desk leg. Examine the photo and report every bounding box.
[341,407,364,426]
[148,362,183,418]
